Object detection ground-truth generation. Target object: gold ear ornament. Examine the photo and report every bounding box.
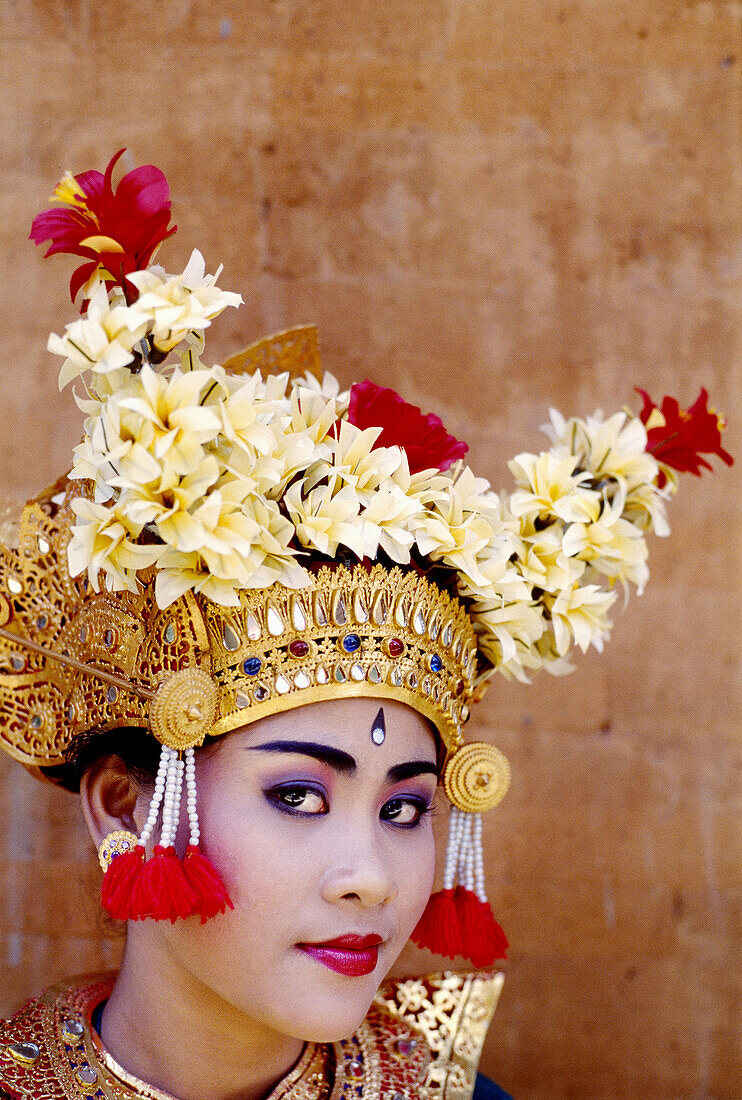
[443,742,511,814]
[98,830,140,873]
[149,667,219,751]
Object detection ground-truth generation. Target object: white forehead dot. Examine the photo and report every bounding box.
[371,706,386,745]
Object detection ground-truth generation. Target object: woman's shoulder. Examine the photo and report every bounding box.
[473,1074,514,1099]
[370,969,506,1099]
[0,972,115,1099]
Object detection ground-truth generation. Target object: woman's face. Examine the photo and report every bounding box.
[138,698,438,1042]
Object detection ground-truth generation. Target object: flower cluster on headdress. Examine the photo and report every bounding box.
[33,152,733,685]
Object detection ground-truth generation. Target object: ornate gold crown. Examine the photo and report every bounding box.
[206,562,475,748]
[0,477,476,773]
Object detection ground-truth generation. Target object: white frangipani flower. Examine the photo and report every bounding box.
[67,496,160,594]
[154,491,308,608]
[515,523,587,593]
[359,482,425,563]
[285,481,365,559]
[211,370,281,465]
[292,370,350,415]
[545,408,659,489]
[288,388,338,448]
[547,584,616,655]
[472,592,546,677]
[115,364,224,485]
[508,452,600,524]
[49,281,149,390]
[70,399,133,502]
[306,420,399,501]
[127,250,243,354]
[424,469,511,589]
[532,633,576,678]
[623,482,671,536]
[118,460,222,532]
[560,490,650,592]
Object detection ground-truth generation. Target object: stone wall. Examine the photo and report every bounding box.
[0,2,739,1096]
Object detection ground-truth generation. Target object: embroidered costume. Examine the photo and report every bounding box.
[0,972,502,1100]
[0,151,731,1100]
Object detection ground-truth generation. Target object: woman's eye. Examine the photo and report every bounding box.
[381,797,430,827]
[267,785,328,816]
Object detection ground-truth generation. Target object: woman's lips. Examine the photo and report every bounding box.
[296,934,383,978]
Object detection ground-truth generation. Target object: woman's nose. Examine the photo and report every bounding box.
[321,831,399,909]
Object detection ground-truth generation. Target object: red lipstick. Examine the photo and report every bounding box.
[296,934,383,977]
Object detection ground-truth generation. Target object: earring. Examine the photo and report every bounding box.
[411,742,510,966]
[98,744,233,924]
[98,829,139,873]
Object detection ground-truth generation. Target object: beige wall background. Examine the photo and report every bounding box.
[0,2,740,1097]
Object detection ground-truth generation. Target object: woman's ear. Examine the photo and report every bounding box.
[79,755,143,850]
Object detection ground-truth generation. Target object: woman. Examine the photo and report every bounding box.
[0,152,730,1100]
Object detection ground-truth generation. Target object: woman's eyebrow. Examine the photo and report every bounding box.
[247,740,356,774]
[386,761,439,783]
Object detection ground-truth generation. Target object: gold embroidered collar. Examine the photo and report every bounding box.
[0,971,503,1100]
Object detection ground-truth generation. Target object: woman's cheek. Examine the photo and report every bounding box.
[192,788,266,901]
[395,822,436,933]
[199,794,312,914]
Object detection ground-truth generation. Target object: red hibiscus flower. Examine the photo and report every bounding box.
[637,387,734,482]
[347,380,469,473]
[30,148,176,305]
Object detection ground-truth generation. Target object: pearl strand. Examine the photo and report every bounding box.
[472,812,487,902]
[452,814,463,888]
[443,807,464,890]
[138,745,169,848]
[172,755,185,847]
[454,811,464,886]
[159,747,180,848]
[184,747,200,847]
[458,812,475,892]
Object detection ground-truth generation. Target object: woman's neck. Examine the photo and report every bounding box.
[100,932,306,1100]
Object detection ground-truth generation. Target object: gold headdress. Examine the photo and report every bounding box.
[3,151,730,958]
[0,472,477,767]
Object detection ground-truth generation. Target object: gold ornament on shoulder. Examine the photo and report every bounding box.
[443,742,511,813]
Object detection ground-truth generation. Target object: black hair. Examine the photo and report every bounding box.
[47,726,163,793]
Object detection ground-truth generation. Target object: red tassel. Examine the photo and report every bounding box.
[410,888,464,958]
[148,845,198,922]
[183,844,233,922]
[101,846,145,921]
[127,845,198,922]
[455,886,509,966]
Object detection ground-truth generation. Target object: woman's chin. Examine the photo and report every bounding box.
[264,968,382,1043]
[284,1004,375,1045]
[271,943,391,1035]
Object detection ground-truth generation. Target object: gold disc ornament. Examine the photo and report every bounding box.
[443,741,511,813]
[150,667,219,750]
